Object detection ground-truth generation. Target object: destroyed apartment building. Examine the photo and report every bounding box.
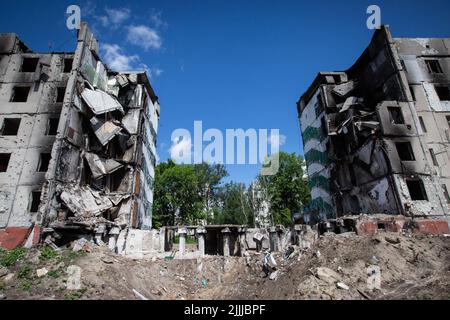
[0,23,160,249]
[297,25,450,221]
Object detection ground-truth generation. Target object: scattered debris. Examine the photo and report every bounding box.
[315,267,340,284]
[66,265,82,290]
[132,289,149,300]
[36,268,48,278]
[269,270,279,281]
[336,282,349,290]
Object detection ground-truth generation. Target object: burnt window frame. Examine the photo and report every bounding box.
[56,87,66,103]
[406,179,428,201]
[424,59,443,74]
[1,118,21,136]
[37,153,51,172]
[388,106,405,125]
[46,117,59,136]
[10,86,31,102]
[20,57,40,73]
[29,190,42,213]
[395,141,416,161]
[0,153,11,172]
[435,86,450,101]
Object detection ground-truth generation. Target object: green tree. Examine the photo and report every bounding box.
[152,161,228,228]
[213,182,252,225]
[257,152,310,226]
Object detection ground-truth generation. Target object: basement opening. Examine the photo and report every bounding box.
[388,107,405,124]
[395,142,415,161]
[37,153,51,172]
[20,57,39,72]
[406,179,428,201]
[1,118,21,135]
[10,86,30,102]
[435,86,450,101]
[0,153,11,172]
[29,191,42,212]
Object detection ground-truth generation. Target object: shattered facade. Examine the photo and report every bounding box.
[298,26,450,220]
[0,23,160,249]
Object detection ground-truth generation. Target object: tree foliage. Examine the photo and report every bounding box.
[257,152,310,226]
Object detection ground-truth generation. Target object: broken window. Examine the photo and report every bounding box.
[425,60,443,74]
[442,184,450,205]
[429,148,439,166]
[409,86,416,101]
[400,60,407,72]
[435,86,450,101]
[406,179,428,201]
[388,107,405,124]
[395,142,415,161]
[63,58,73,73]
[56,87,66,103]
[37,153,51,172]
[29,191,41,212]
[20,57,39,72]
[419,116,427,133]
[0,153,11,172]
[46,118,59,135]
[10,86,30,102]
[1,118,21,135]
[321,117,327,136]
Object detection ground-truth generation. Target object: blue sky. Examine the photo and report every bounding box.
[1,0,449,184]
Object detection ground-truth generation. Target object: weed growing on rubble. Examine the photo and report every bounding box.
[0,279,5,291]
[65,288,87,300]
[47,270,60,278]
[20,280,31,291]
[40,247,59,261]
[67,250,87,260]
[18,264,32,279]
[0,248,27,267]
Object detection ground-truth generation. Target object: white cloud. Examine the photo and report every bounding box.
[127,25,162,50]
[101,44,139,71]
[269,132,287,146]
[149,10,168,29]
[170,136,192,163]
[99,7,131,28]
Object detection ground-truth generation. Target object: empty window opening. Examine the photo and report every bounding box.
[10,86,30,102]
[435,86,450,101]
[56,87,66,103]
[406,179,428,201]
[388,107,405,124]
[425,60,443,74]
[46,118,59,135]
[396,142,415,161]
[401,60,407,72]
[29,191,41,212]
[63,58,73,73]
[20,57,39,72]
[419,116,427,133]
[429,148,439,166]
[409,86,416,101]
[0,153,11,172]
[1,118,21,135]
[442,184,450,205]
[37,153,51,172]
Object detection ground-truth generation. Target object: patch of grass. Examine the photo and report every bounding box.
[20,280,32,291]
[18,264,32,279]
[47,270,60,278]
[0,279,5,291]
[40,246,59,260]
[67,250,87,260]
[65,288,87,300]
[0,247,27,267]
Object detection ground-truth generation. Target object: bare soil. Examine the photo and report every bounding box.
[1,231,449,300]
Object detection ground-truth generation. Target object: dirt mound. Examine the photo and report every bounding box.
[1,231,449,300]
